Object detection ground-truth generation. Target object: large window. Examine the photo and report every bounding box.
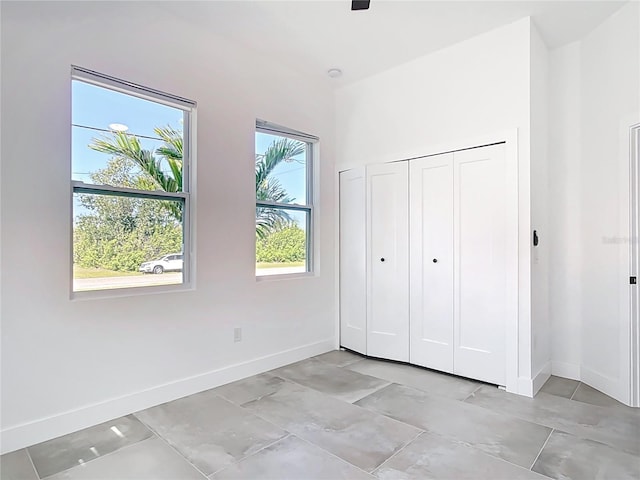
[71,66,195,293]
[255,120,317,276]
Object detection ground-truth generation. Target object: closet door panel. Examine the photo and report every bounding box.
[409,154,454,372]
[367,162,409,362]
[454,144,507,385]
[339,168,367,354]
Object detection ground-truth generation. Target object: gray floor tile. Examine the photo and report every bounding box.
[45,437,206,479]
[270,358,390,403]
[466,385,640,456]
[539,376,579,399]
[212,373,287,406]
[0,449,38,480]
[210,434,373,479]
[572,383,639,413]
[314,349,365,367]
[135,389,287,476]
[12,359,638,479]
[374,431,547,480]
[356,383,551,468]
[27,415,153,479]
[532,430,640,480]
[346,358,480,400]
[242,380,421,472]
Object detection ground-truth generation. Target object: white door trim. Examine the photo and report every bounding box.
[605,115,640,407]
[629,122,640,407]
[335,128,524,395]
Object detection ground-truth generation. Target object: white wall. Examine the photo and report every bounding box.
[0,1,336,453]
[530,22,551,390]
[579,1,639,401]
[335,18,531,168]
[548,41,583,380]
[335,18,536,392]
[548,2,639,402]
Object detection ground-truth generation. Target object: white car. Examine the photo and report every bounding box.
[139,253,183,274]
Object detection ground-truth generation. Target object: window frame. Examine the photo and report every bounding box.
[70,66,196,298]
[255,120,317,277]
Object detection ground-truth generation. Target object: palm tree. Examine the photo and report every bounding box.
[255,137,305,239]
[90,128,304,236]
[90,126,183,221]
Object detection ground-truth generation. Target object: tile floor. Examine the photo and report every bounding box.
[2,350,639,479]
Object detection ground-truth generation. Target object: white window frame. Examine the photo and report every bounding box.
[255,120,317,277]
[71,66,196,297]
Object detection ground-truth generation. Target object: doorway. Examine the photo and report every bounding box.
[630,123,639,407]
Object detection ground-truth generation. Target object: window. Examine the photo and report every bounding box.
[255,120,317,276]
[71,66,195,293]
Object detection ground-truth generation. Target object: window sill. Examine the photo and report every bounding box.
[255,271,316,282]
[70,281,194,301]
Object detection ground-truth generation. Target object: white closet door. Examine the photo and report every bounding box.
[367,162,409,361]
[339,168,367,354]
[453,144,507,385]
[410,153,455,372]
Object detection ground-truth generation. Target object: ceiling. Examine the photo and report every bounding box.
[163,1,627,86]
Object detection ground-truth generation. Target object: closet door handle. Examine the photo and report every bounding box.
[380,258,385,262]
[432,258,438,263]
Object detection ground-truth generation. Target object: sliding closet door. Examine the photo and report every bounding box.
[339,168,367,354]
[367,162,409,361]
[410,153,454,372]
[453,144,507,385]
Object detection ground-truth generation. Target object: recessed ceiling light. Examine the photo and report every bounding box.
[108,123,129,132]
[327,68,343,78]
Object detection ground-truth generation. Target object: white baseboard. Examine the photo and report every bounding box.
[515,362,551,398]
[1,338,335,454]
[551,361,581,381]
[553,363,635,407]
[580,365,628,405]
[532,362,551,396]
[515,377,534,397]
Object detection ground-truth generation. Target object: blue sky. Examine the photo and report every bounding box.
[255,132,307,204]
[72,81,182,184]
[72,80,308,208]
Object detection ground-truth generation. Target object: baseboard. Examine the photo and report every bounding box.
[551,361,581,381]
[553,364,634,406]
[515,377,534,397]
[514,362,551,398]
[0,338,335,454]
[580,365,627,405]
[532,362,551,396]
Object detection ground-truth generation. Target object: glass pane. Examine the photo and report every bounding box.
[256,207,308,276]
[72,80,185,192]
[255,132,307,205]
[73,192,184,292]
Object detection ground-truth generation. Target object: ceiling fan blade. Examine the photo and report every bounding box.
[351,0,370,10]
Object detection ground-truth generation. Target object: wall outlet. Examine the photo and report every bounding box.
[234,327,242,343]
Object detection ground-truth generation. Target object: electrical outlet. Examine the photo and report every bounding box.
[234,327,242,343]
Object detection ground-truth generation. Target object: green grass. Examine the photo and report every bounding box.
[256,261,305,269]
[73,265,143,279]
[75,262,303,278]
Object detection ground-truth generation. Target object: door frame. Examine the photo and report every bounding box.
[335,128,525,395]
[629,122,640,407]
